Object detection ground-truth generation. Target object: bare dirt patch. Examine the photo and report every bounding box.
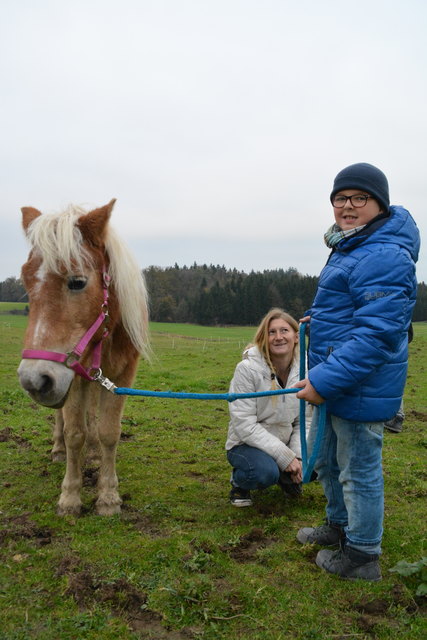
[0,512,53,546]
[408,409,427,422]
[59,557,195,638]
[121,502,166,537]
[82,467,99,487]
[0,426,31,448]
[120,431,135,440]
[348,583,423,634]
[253,501,285,517]
[220,527,277,563]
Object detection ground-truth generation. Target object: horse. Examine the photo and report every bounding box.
[17,199,149,516]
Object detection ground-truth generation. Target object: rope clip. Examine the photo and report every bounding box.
[93,368,117,393]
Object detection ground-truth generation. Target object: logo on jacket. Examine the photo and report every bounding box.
[364,291,389,300]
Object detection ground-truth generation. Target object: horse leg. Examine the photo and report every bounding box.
[51,409,66,462]
[95,391,125,516]
[57,381,89,516]
[85,384,101,467]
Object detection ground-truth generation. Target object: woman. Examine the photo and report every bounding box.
[226,308,306,507]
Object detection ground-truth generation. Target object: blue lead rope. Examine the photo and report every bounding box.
[298,322,326,483]
[114,387,299,402]
[114,322,326,484]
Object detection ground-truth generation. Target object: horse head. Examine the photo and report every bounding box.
[17,200,116,407]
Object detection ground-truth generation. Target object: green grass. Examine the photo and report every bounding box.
[0,301,28,312]
[150,321,256,340]
[1,314,426,639]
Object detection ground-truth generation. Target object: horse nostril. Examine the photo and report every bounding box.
[39,375,54,394]
[22,374,54,395]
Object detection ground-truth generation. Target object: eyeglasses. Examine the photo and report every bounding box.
[332,195,372,208]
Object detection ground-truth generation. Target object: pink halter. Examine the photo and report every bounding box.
[22,269,111,382]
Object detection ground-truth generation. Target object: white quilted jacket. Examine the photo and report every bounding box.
[226,346,310,470]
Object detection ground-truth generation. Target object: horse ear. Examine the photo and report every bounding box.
[78,199,116,247]
[21,207,42,233]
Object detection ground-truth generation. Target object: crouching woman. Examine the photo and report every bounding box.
[226,308,308,506]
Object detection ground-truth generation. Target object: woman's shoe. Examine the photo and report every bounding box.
[229,486,252,507]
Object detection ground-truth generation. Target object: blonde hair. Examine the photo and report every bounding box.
[250,308,299,381]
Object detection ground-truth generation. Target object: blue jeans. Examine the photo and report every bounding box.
[309,407,384,554]
[227,444,280,490]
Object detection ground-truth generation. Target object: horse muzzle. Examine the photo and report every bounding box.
[17,359,74,408]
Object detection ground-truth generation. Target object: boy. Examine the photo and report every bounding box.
[295,163,419,581]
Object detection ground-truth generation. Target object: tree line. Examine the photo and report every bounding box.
[144,264,319,325]
[1,267,427,325]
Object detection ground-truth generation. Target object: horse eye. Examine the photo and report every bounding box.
[67,276,87,291]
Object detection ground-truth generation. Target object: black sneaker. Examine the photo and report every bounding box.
[279,471,303,497]
[297,521,345,545]
[229,486,252,507]
[384,415,403,433]
[315,545,381,581]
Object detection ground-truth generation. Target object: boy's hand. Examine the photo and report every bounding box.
[294,378,324,405]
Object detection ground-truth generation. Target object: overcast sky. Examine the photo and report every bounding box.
[1,0,425,284]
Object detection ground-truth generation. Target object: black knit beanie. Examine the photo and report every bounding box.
[330,163,390,213]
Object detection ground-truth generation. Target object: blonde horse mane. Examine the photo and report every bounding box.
[25,205,150,358]
[105,226,150,359]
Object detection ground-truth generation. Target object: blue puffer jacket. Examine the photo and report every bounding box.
[308,205,420,422]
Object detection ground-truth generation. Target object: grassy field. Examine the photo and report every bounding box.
[0,306,426,639]
[0,302,28,312]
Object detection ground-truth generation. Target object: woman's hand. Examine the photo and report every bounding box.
[293,378,325,405]
[299,315,311,324]
[285,457,302,483]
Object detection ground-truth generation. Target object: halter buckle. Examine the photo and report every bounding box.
[65,352,80,368]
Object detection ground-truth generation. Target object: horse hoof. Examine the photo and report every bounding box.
[51,451,66,463]
[57,501,82,517]
[96,499,122,516]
